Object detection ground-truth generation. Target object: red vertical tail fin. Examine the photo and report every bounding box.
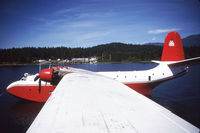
[161,31,185,61]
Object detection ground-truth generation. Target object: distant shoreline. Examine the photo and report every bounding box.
[0,61,153,67]
[0,63,37,67]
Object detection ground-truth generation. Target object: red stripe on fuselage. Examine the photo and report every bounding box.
[7,85,56,102]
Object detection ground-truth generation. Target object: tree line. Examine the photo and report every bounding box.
[0,43,199,64]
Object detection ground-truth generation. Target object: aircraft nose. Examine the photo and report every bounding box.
[7,86,13,94]
[6,83,16,95]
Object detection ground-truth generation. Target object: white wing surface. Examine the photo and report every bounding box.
[27,71,199,133]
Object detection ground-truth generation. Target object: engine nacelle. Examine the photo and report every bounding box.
[39,69,53,82]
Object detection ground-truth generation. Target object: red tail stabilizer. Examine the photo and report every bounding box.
[161,31,185,61]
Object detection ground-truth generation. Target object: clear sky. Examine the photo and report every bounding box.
[0,0,200,48]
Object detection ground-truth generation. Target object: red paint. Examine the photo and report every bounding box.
[7,85,56,102]
[7,82,155,102]
[161,31,185,61]
[39,69,53,82]
[124,83,153,95]
[7,82,158,102]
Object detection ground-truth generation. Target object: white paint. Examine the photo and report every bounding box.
[27,70,199,133]
[169,40,175,46]
[6,74,51,90]
[98,63,173,83]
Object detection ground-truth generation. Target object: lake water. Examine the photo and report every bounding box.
[0,63,199,132]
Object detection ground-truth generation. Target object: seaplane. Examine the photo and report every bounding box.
[6,31,200,132]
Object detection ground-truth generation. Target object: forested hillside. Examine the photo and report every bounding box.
[0,43,200,64]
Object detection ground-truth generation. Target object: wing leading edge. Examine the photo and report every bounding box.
[27,71,199,133]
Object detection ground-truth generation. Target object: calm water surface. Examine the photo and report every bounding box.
[0,63,199,132]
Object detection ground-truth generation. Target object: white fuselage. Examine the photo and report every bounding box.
[98,63,174,84]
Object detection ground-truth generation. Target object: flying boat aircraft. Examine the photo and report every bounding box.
[6,31,200,132]
[6,31,200,102]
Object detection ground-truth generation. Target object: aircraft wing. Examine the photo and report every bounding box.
[27,70,199,133]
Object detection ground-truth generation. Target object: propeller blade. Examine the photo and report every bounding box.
[39,79,41,93]
[34,75,39,81]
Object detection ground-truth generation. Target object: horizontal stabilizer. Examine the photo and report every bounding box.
[168,57,200,66]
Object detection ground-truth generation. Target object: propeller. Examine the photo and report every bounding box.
[34,74,41,93]
[34,75,41,93]
[34,68,63,93]
[34,74,39,81]
[34,69,54,93]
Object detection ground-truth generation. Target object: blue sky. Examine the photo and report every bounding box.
[0,0,200,48]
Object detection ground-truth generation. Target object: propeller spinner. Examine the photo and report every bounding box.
[39,69,53,82]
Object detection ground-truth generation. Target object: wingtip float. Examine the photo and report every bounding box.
[6,31,200,102]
